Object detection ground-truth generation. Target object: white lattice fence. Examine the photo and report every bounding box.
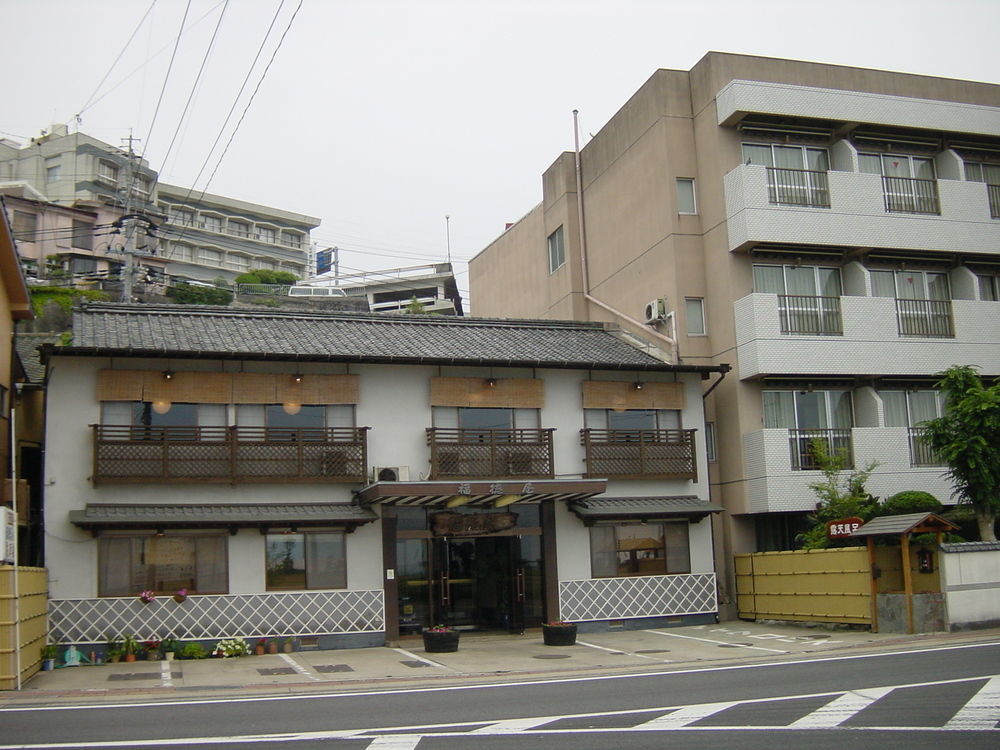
[559,574,717,622]
[48,590,384,644]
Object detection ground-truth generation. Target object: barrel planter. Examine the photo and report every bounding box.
[542,622,577,646]
[422,629,460,653]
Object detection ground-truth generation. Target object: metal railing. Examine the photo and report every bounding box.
[895,298,954,338]
[580,428,697,479]
[882,176,940,214]
[788,428,853,471]
[988,184,1000,219]
[908,427,945,466]
[777,295,843,335]
[235,283,293,296]
[92,425,369,484]
[766,167,830,207]
[426,428,554,479]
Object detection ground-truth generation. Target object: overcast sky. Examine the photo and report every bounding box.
[5,0,1000,304]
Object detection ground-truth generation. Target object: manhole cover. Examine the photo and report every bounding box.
[533,654,571,659]
[634,649,670,654]
[315,664,354,673]
[107,672,163,681]
[400,660,431,668]
[257,667,296,676]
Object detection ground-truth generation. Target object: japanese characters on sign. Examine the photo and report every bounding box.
[826,517,864,539]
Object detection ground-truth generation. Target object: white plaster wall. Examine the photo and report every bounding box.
[941,547,1000,627]
[725,165,999,255]
[716,80,1000,137]
[735,294,1000,378]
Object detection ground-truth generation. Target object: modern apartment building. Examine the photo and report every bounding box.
[469,53,1000,599]
[304,262,465,315]
[0,126,320,286]
[41,303,724,648]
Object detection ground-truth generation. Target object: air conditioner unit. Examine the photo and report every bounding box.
[644,298,668,324]
[371,465,410,482]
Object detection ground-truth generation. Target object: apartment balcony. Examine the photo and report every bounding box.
[734,293,1000,378]
[426,428,554,480]
[724,165,999,255]
[580,429,698,480]
[742,428,956,514]
[91,425,369,484]
[907,427,945,467]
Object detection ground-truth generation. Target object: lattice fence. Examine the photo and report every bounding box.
[48,590,384,644]
[559,573,717,622]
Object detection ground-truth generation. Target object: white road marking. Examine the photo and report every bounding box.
[366,736,422,749]
[789,686,893,727]
[646,629,788,653]
[159,661,173,688]
[279,653,321,681]
[945,675,1000,730]
[575,639,671,662]
[633,701,736,729]
[471,716,560,733]
[0,641,995,713]
[390,647,453,670]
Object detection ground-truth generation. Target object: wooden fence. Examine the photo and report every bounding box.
[0,567,48,690]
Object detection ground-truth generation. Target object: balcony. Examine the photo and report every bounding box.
[92,425,369,484]
[426,428,554,480]
[908,427,945,467]
[788,428,853,471]
[734,294,1000,378]
[766,167,830,208]
[778,295,842,335]
[724,165,1000,255]
[580,429,697,480]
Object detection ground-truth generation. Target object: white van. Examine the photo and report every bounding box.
[287,286,347,297]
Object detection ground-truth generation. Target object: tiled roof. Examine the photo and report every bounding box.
[940,541,1000,553]
[850,512,957,537]
[53,302,719,372]
[16,333,62,383]
[69,503,376,529]
[569,496,724,518]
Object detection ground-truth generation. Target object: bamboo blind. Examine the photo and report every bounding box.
[430,376,544,408]
[98,370,359,405]
[581,380,685,411]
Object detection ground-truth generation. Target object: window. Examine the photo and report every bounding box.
[676,178,697,214]
[764,389,853,469]
[963,160,1000,185]
[228,220,250,237]
[265,532,346,590]
[881,390,944,428]
[280,231,301,248]
[201,215,223,233]
[705,421,717,462]
[101,401,223,440]
[584,408,680,432]
[98,534,228,596]
[71,220,93,251]
[590,522,690,577]
[168,243,194,262]
[226,253,250,271]
[12,211,37,240]
[170,208,195,227]
[743,143,830,207]
[256,259,276,271]
[685,297,706,335]
[257,226,277,244]
[135,174,153,197]
[859,152,938,213]
[870,268,952,337]
[753,264,843,335]
[199,247,223,266]
[547,226,565,273]
[742,143,829,171]
[45,158,60,182]
[237,403,353,439]
[979,273,1000,301]
[97,160,119,184]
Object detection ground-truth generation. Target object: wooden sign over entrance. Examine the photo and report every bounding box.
[431,511,517,537]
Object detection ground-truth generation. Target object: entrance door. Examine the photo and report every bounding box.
[433,536,526,633]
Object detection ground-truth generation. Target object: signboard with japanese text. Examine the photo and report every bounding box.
[430,511,517,537]
[827,517,864,539]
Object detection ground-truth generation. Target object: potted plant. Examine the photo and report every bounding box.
[254,639,266,656]
[106,648,122,663]
[143,639,162,660]
[138,590,156,605]
[212,637,251,658]
[282,637,295,654]
[422,625,459,653]
[542,621,578,646]
[266,637,279,654]
[40,644,58,671]
[121,634,140,662]
[178,642,207,660]
[160,638,179,661]
[173,588,188,604]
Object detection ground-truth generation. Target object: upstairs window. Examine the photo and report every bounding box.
[584,408,680,432]
[170,208,195,226]
[12,211,37,240]
[870,269,949,300]
[978,272,1000,301]
[45,157,61,182]
[963,160,1000,184]
[547,226,565,273]
[676,178,697,214]
[742,143,829,171]
[859,153,935,179]
[257,226,277,244]
[201,215,223,233]
[881,390,944,428]
[763,390,853,430]
[97,160,119,184]
[228,220,250,237]
[280,231,302,248]
[71,220,93,250]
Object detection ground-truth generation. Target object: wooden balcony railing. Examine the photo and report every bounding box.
[778,295,843,335]
[788,428,853,471]
[907,427,945,467]
[426,428,554,480]
[92,425,369,484]
[895,298,954,338]
[580,429,697,480]
[766,167,830,208]
[882,176,940,214]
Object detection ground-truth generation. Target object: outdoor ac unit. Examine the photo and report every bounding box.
[371,466,409,482]
[644,298,668,324]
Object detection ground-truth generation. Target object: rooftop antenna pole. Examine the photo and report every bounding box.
[445,215,451,264]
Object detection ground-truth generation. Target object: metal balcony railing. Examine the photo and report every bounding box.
[778,295,843,335]
[92,425,369,484]
[895,298,954,338]
[882,176,940,214]
[907,427,945,467]
[788,428,853,471]
[766,167,830,208]
[426,428,554,479]
[580,428,697,480]
[988,184,1000,219]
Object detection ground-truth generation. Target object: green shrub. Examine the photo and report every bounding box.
[166,282,233,306]
[879,491,943,517]
[235,269,298,285]
[29,287,110,316]
[178,642,207,660]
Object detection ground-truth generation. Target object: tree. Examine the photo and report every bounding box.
[919,365,1000,542]
[796,441,880,549]
[402,296,426,314]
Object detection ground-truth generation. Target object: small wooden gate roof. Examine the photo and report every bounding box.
[850,512,957,537]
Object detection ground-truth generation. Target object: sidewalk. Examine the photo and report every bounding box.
[6,620,998,705]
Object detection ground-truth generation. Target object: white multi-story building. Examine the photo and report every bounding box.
[41,303,725,649]
[468,52,1000,602]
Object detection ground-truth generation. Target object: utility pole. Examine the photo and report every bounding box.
[118,133,146,303]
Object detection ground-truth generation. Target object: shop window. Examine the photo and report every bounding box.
[98,534,228,596]
[590,522,690,577]
[265,532,346,590]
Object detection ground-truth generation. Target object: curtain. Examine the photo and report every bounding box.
[306,533,346,589]
[762,391,795,428]
[664,522,691,574]
[908,391,940,424]
[589,526,618,578]
[753,265,785,294]
[195,536,228,593]
[881,391,909,427]
[98,538,132,596]
[870,270,896,298]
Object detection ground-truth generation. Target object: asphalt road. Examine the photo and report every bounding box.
[1,641,997,749]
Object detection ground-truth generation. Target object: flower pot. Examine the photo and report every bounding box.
[282,641,294,653]
[173,594,187,604]
[147,651,159,661]
[542,623,577,646]
[422,630,459,653]
[164,651,175,662]
[41,658,55,671]
[124,653,137,662]
[254,645,265,656]
[267,642,278,655]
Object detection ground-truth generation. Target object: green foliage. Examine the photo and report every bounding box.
[121,634,139,655]
[797,440,880,549]
[41,644,59,659]
[178,642,208,660]
[166,282,234,306]
[402,296,425,314]
[878,491,942,517]
[29,287,110,316]
[919,365,1000,541]
[234,269,298,285]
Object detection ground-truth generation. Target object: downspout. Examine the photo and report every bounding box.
[9,383,20,690]
[572,110,678,364]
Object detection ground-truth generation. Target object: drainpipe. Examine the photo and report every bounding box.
[572,110,679,363]
[9,383,20,690]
